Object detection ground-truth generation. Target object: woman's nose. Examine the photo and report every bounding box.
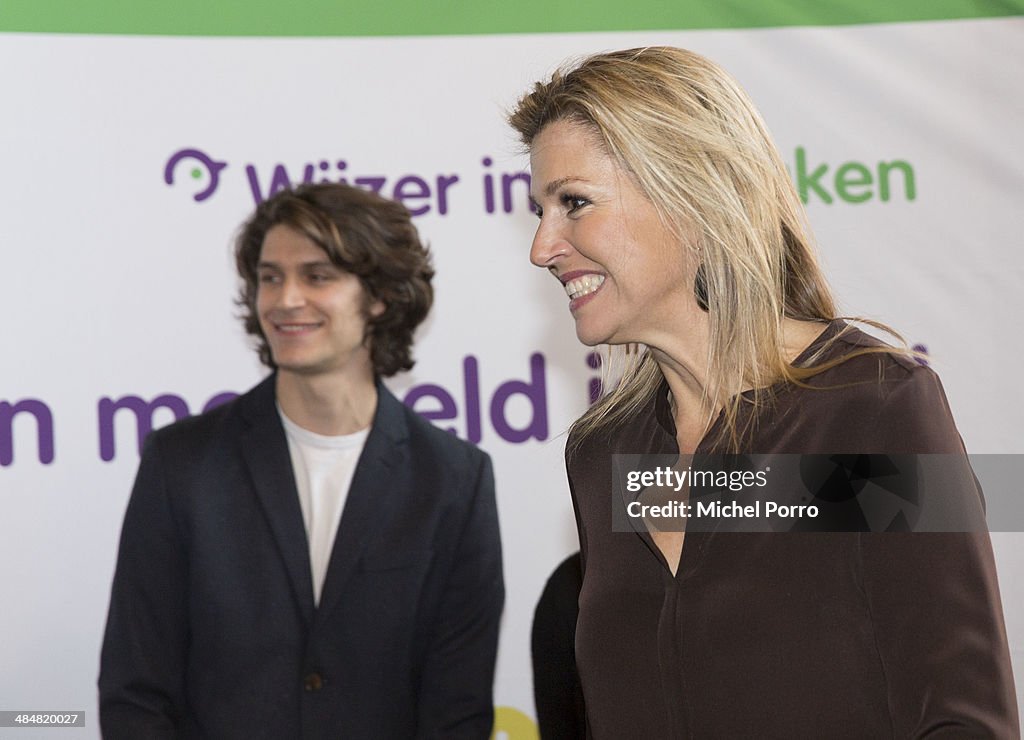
[530,219,570,269]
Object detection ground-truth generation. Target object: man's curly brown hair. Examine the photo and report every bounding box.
[234,183,434,378]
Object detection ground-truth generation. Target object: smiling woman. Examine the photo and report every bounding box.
[513,48,835,452]
[527,118,700,362]
[510,47,1018,738]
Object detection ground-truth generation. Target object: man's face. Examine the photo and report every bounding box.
[256,224,383,380]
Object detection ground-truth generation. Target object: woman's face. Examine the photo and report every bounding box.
[528,119,698,347]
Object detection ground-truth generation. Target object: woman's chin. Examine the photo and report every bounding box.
[574,322,613,348]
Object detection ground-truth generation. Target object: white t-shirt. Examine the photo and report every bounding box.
[278,407,370,606]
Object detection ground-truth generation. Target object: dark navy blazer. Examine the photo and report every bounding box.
[99,374,504,739]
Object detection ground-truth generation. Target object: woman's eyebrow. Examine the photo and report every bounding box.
[543,176,586,197]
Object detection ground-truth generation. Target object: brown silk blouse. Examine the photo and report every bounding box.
[566,321,1018,738]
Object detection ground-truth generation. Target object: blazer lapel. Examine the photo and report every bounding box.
[316,382,409,619]
[238,375,316,625]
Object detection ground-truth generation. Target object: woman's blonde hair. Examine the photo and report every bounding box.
[510,46,867,450]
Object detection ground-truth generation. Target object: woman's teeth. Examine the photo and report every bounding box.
[565,274,605,300]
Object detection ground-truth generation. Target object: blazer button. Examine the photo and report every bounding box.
[303,672,324,692]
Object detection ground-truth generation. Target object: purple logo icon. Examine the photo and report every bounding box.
[164,148,228,202]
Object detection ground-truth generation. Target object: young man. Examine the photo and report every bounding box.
[99,184,504,739]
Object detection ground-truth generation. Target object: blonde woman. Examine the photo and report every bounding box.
[511,47,1017,738]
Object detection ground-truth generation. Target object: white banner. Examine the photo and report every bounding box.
[1,17,1022,736]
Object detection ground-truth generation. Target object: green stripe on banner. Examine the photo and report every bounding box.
[2,0,1023,36]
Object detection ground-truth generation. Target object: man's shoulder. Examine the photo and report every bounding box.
[146,376,271,452]
[388,388,489,469]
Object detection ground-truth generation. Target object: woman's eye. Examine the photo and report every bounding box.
[561,193,589,214]
[258,273,279,284]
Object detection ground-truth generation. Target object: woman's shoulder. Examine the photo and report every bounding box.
[771,321,965,454]
[805,319,914,368]
[801,320,930,394]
